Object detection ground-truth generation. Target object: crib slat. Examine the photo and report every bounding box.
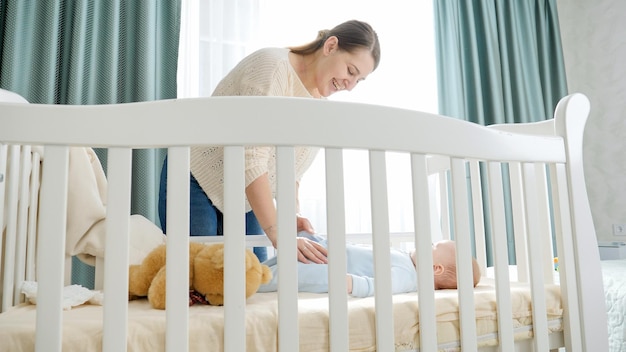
[549,163,582,351]
[369,150,394,352]
[276,146,299,351]
[0,144,6,311]
[2,145,20,311]
[223,146,246,352]
[411,153,438,351]
[535,164,557,283]
[486,162,515,351]
[450,158,478,351]
[165,147,191,352]
[437,171,451,239]
[425,155,449,241]
[35,145,69,352]
[325,147,349,352]
[0,144,6,212]
[13,146,32,306]
[468,161,487,274]
[102,147,132,352]
[508,162,529,282]
[521,162,550,351]
[26,150,41,281]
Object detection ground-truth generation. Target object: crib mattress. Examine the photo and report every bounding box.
[602,259,626,352]
[0,278,563,352]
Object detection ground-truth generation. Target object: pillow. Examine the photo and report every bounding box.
[75,214,166,266]
[0,88,29,103]
[66,147,166,266]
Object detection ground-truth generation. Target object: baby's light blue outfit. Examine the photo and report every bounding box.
[258,232,418,297]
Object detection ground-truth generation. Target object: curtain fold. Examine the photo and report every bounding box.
[434,0,567,124]
[0,1,180,222]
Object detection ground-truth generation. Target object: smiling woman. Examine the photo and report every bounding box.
[165,17,385,263]
[178,0,438,238]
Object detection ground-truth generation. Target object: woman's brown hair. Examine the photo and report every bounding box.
[289,20,381,70]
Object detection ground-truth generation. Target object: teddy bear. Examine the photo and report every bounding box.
[128,242,272,309]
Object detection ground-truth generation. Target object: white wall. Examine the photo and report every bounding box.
[557,0,626,243]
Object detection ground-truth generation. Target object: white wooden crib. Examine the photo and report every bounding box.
[0,93,609,351]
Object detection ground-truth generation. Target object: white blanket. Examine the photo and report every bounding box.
[602,259,626,352]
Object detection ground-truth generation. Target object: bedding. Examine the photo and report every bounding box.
[0,278,563,352]
[602,259,626,352]
[487,261,626,352]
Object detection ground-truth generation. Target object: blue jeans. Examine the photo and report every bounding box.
[158,157,268,262]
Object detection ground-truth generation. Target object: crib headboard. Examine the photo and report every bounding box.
[0,93,609,352]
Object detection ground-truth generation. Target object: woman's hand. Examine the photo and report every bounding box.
[296,237,328,264]
[295,214,326,263]
[296,214,315,234]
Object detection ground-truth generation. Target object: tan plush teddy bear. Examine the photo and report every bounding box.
[128,242,272,309]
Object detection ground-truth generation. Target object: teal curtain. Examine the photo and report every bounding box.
[0,1,180,222]
[434,0,567,124]
[0,1,181,286]
[434,0,567,265]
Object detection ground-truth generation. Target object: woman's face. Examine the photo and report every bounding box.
[316,37,375,97]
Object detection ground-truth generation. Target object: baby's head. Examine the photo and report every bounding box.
[432,240,480,289]
[411,240,481,289]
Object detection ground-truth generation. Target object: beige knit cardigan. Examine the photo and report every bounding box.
[190,47,320,212]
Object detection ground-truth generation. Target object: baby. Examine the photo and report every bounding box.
[258,232,481,297]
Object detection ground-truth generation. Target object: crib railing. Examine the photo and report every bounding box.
[0,94,609,352]
[1,144,43,313]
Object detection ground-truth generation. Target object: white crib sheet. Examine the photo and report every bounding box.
[0,279,563,351]
[602,259,626,352]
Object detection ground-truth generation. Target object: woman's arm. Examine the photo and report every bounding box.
[245,173,277,245]
[246,173,327,264]
[295,180,315,234]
